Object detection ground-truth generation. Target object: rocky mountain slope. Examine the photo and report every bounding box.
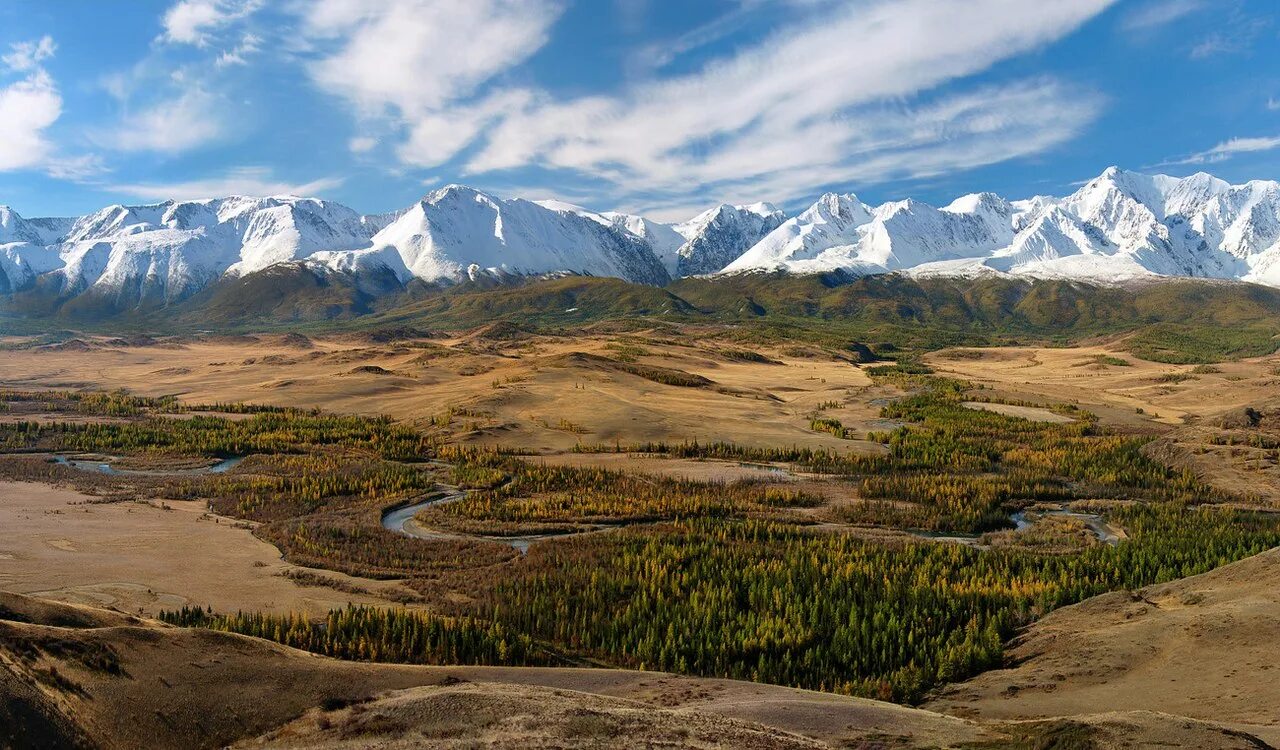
[673,202,786,276]
[3,167,1280,316]
[725,168,1280,285]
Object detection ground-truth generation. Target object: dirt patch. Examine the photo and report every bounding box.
[527,453,800,483]
[961,401,1075,424]
[0,482,415,616]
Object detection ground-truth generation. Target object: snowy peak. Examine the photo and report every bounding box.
[723,167,1280,287]
[723,194,870,274]
[533,199,687,277]
[3,186,793,311]
[740,202,782,219]
[944,192,1013,230]
[0,206,72,246]
[5,167,1280,315]
[802,193,872,225]
[725,190,1007,275]
[324,186,672,287]
[0,206,36,244]
[1153,171,1231,217]
[673,203,787,276]
[990,207,1113,269]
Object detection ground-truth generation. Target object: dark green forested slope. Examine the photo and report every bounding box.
[5,270,1280,363]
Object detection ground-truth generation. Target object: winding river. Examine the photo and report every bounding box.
[920,506,1122,547]
[49,451,1124,551]
[1010,507,1123,546]
[53,455,245,476]
[380,485,589,554]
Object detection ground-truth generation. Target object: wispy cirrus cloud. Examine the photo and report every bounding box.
[1120,0,1205,32]
[1,35,56,72]
[456,0,1112,213]
[96,88,228,154]
[1189,5,1271,59]
[12,0,1127,215]
[95,0,266,157]
[1161,134,1280,166]
[161,0,263,46]
[613,79,1103,221]
[215,32,262,67]
[109,166,343,201]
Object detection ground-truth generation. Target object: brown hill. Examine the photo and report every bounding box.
[928,546,1280,745]
[3,589,1273,748]
[0,591,985,749]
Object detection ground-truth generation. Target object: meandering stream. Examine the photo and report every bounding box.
[50,450,1125,552]
[1010,507,1123,545]
[53,455,245,476]
[918,506,1121,547]
[380,488,591,554]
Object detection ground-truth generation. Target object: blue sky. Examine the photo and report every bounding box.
[1,0,1278,221]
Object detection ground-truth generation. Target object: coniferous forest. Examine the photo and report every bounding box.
[3,375,1277,704]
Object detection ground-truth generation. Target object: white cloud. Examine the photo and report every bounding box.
[625,3,758,75]
[0,70,62,171]
[1,35,56,72]
[297,0,562,148]
[450,0,1113,209]
[1121,0,1204,32]
[303,0,560,112]
[0,37,69,174]
[44,154,107,181]
[398,89,531,167]
[162,0,262,46]
[103,89,226,154]
[215,33,262,67]
[1166,134,1280,165]
[292,0,1112,211]
[1189,11,1270,59]
[1268,97,1280,112]
[110,167,343,201]
[348,136,377,153]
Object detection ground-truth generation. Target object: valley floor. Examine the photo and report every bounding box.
[3,326,1280,748]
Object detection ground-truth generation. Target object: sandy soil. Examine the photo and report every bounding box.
[527,453,803,482]
[928,546,1280,744]
[6,334,1280,747]
[240,681,828,749]
[961,401,1075,424]
[929,345,1280,429]
[0,481,416,616]
[13,336,1273,451]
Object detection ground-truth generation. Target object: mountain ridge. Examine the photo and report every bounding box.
[4,167,1280,316]
[725,167,1280,286]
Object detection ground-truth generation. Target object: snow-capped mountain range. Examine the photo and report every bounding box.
[725,167,1280,285]
[3,167,1280,312]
